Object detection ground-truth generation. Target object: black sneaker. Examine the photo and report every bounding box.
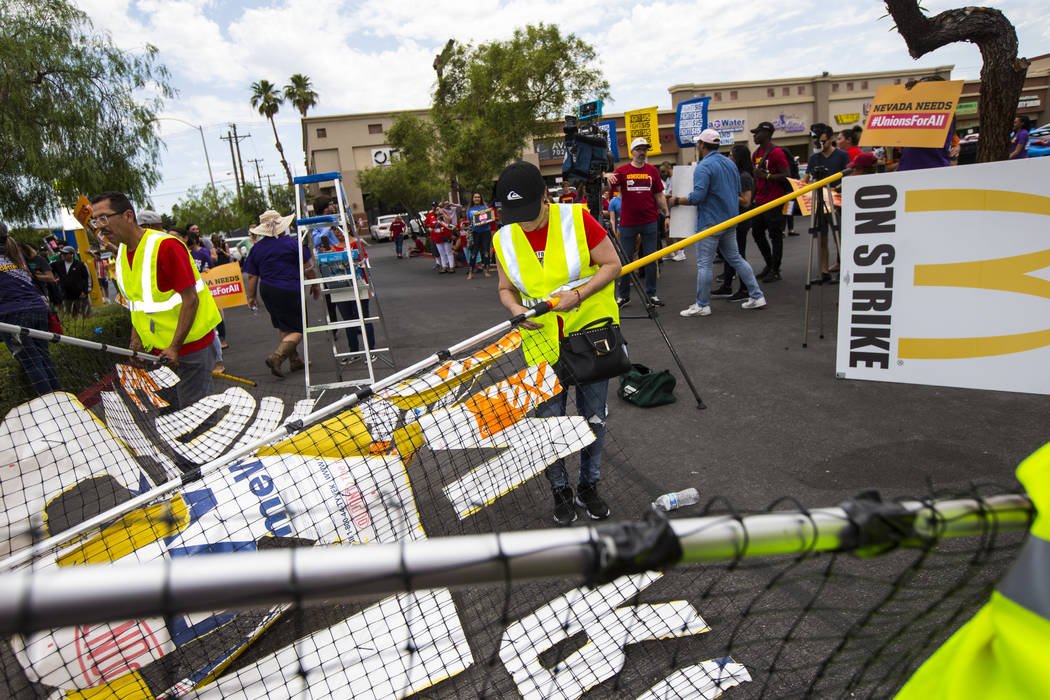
[575,482,611,520]
[756,266,771,279]
[761,270,782,282]
[553,487,577,526]
[710,285,733,298]
[616,297,629,308]
[727,288,749,302]
[648,295,665,307]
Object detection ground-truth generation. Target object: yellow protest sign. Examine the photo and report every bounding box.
[625,106,661,155]
[860,80,963,148]
[202,262,247,309]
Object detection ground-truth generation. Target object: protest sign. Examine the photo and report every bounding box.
[837,157,1050,394]
[860,80,963,148]
[675,97,709,147]
[202,262,247,309]
[598,119,619,162]
[625,106,661,155]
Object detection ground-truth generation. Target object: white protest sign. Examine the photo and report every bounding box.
[669,164,697,241]
[836,157,1050,394]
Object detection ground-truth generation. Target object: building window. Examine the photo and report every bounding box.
[783,87,790,96]
[894,78,902,85]
[861,80,868,89]
[767,88,775,98]
[368,123,383,134]
[798,85,805,95]
[730,90,738,100]
[832,83,839,92]
[714,92,722,101]
[316,128,326,138]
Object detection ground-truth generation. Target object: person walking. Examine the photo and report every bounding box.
[390,215,407,259]
[90,192,221,409]
[242,210,320,377]
[604,137,669,307]
[493,161,622,526]
[0,224,62,396]
[669,129,766,317]
[750,121,790,282]
[711,144,757,301]
[51,246,92,317]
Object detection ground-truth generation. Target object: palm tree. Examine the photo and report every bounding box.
[250,79,294,189]
[284,74,319,174]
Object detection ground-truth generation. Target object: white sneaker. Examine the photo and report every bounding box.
[680,303,711,317]
[670,250,687,262]
[742,296,767,310]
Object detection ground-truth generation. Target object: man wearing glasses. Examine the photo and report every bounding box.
[89,192,222,409]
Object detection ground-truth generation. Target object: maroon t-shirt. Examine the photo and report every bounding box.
[612,163,663,226]
[753,145,789,204]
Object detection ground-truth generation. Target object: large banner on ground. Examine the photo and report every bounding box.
[836,157,1050,394]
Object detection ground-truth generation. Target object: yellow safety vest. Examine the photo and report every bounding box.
[493,203,619,366]
[114,229,221,352]
[896,440,1050,699]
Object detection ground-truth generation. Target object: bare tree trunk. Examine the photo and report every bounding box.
[884,1,1029,163]
[269,116,295,190]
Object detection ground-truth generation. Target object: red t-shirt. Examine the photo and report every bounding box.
[754,145,790,204]
[125,237,214,355]
[846,146,863,162]
[612,162,663,226]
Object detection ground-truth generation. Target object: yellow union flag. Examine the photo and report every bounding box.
[625,106,661,155]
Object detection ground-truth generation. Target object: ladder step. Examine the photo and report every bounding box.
[333,348,389,358]
[304,274,365,286]
[306,319,380,333]
[296,215,340,226]
[294,172,343,185]
[310,380,371,392]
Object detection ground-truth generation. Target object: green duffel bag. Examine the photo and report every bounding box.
[617,363,676,407]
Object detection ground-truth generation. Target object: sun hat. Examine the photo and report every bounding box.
[250,210,294,237]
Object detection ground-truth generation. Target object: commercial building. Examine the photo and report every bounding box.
[302,60,1047,221]
[956,52,1050,134]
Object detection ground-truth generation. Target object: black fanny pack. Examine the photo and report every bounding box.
[553,317,631,386]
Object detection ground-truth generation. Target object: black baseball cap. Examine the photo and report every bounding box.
[750,121,775,134]
[496,161,545,225]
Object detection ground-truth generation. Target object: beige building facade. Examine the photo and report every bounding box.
[303,61,1050,222]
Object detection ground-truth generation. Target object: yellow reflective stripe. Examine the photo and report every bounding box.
[497,224,527,295]
[140,232,162,305]
[557,204,582,282]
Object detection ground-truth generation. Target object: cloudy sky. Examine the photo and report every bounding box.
[72,0,1049,218]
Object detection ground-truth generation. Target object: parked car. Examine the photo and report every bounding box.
[369,213,408,242]
[225,236,250,262]
[1026,123,1050,158]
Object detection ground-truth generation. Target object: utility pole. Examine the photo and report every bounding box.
[249,159,267,206]
[220,130,242,200]
[230,123,249,195]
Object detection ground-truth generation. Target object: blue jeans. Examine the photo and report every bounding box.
[537,380,609,489]
[616,221,659,299]
[334,299,375,352]
[394,236,404,256]
[0,309,61,396]
[696,228,763,306]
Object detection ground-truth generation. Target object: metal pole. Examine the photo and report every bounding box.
[198,125,215,190]
[232,123,248,197]
[0,321,163,365]
[0,300,561,573]
[0,494,1029,635]
[223,130,242,200]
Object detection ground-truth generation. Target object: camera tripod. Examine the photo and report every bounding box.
[582,179,707,409]
[801,180,841,348]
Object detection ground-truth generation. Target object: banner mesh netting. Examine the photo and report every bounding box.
[0,321,1032,698]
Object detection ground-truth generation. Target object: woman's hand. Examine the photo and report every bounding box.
[550,290,580,313]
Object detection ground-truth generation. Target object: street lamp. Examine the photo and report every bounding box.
[152,117,216,190]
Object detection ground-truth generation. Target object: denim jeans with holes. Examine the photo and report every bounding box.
[537,380,609,490]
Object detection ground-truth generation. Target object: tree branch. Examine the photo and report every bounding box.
[885,3,1018,59]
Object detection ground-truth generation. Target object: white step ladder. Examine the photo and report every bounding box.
[293,172,393,398]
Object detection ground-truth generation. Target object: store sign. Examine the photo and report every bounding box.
[772,113,807,133]
[710,118,745,132]
[1018,94,1041,109]
[535,141,566,162]
[718,131,735,145]
[371,148,398,167]
[956,101,978,116]
[834,113,861,125]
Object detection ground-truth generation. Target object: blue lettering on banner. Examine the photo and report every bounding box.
[230,460,292,537]
[710,118,745,132]
[675,97,710,147]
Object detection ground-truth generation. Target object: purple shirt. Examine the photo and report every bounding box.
[191,248,212,272]
[898,119,954,172]
[0,254,47,315]
[243,235,311,291]
[1010,129,1029,159]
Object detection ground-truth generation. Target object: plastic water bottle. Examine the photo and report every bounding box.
[652,488,700,512]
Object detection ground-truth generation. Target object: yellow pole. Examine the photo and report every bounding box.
[620,171,845,277]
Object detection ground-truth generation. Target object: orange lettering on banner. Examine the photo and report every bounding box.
[464,363,560,439]
[201,263,247,309]
[116,365,170,412]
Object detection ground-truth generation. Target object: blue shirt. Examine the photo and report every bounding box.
[608,196,621,222]
[243,235,311,291]
[312,227,339,248]
[685,151,740,232]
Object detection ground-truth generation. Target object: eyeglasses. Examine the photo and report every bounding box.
[88,208,128,228]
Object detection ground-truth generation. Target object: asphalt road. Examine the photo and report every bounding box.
[218,222,1049,511]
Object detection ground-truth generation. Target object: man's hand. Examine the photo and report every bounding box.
[604,172,618,187]
[158,345,180,368]
[664,217,671,232]
[755,165,769,180]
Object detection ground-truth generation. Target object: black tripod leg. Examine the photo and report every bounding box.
[588,184,706,409]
